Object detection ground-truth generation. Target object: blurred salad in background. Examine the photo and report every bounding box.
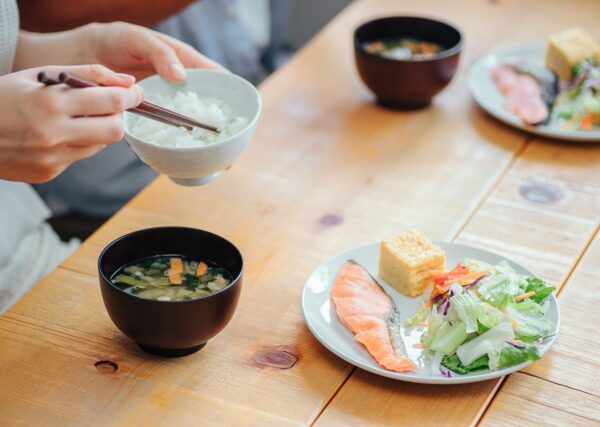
[552,58,600,130]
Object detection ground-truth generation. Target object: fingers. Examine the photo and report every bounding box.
[155,33,228,72]
[63,85,144,116]
[61,115,127,146]
[126,30,188,82]
[42,64,136,88]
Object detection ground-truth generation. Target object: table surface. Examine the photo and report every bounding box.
[2,0,600,425]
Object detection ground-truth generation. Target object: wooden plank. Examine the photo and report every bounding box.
[0,267,343,426]
[457,140,600,285]
[480,228,600,425]
[315,141,600,424]
[480,373,600,427]
[519,227,600,396]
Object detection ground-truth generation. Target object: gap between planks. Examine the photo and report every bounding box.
[309,367,357,427]
[554,221,600,298]
[449,136,532,242]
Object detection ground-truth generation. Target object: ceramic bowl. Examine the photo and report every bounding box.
[123,70,261,186]
[98,227,243,357]
[354,16,463,109]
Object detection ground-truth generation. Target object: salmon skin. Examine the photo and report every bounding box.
[331,260,417,373]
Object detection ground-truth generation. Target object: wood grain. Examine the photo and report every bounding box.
[480,230,600,426]
[480,374,600,427]
[457,141,600,285]
[508,225,600,396]
[0,268,344,426]
[1,0,599,426]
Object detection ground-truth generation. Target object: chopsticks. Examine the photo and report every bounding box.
[36,71,219,133]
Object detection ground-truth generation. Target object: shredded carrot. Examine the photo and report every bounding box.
[455,269,491,285]
[514,291,536,302]
[168,257,183,285]
[413,342,426,349]
[429,264,490,303]
[432,275,448,286]
[433,264,469,285]
[435,284,449,294]
[196,261,208,276]
[581,114,593,130]
[512,319,520,329]
[419,321,428,328]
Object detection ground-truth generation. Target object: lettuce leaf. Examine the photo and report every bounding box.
[524,277,555,303]
[498,343,540,368]
[477,261,526,308]
[456,321,514,366]
[450,291,483,333]
[505,299,554,342]
[478,302,505,330]
[442,342,540,373]
[421,309,445,347]
[430,321,469,355]
[477,321,490,335]
[442,353,489,374]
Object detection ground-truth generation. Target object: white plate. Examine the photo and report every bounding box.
[301,241,560,385]
[468,42,600,142]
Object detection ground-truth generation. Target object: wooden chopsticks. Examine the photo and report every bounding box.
[37,71,219,133]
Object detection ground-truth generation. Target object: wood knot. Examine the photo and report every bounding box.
[519,179,564,205]
[252,346,298,370]
[95,360,119,374]
[320,214,343,226]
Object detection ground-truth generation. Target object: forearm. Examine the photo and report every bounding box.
[14,26,92,71]
[18,0,197,32]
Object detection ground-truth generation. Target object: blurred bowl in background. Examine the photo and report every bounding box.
[354,16,463,109]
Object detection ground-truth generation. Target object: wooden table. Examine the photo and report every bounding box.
[2,0,600,425]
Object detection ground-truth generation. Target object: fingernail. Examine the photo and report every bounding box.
[115,73,135,83]
[170,63,187,80]
[135,85,145,103]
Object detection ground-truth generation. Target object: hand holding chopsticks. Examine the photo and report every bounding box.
[37,71,219,133]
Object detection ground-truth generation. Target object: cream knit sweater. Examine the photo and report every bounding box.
[0,0,77,313]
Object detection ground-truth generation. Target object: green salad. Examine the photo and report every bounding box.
[406,259,556,375]
[551,58,600,130]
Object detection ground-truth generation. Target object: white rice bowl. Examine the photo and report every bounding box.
[131,91,249,147]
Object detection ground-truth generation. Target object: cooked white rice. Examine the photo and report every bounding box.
[131,91,249,147]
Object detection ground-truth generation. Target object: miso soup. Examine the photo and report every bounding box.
[111,255,232,301]
[363,37,445,60]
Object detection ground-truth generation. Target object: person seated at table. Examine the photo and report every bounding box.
[17,0,293,240]
[0,0,220,313]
